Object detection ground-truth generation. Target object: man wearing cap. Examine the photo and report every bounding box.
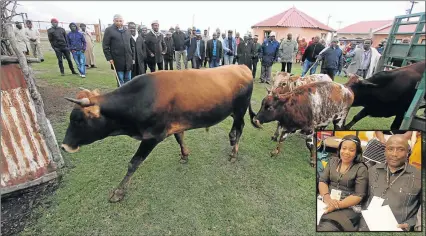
[251,35,261,79]
[14,21,30,56]
[169,27,175,34]
[145,20,167,72]
[317,38,343,80]
[67,23,87,78]
[80,23,96,68]
[102,14,135,85]
[202,29,210,68]
[236,34,255,70]
[187,29,205,69]
[128,22,141,77]
[223,30,237,65]
[134,25,147,76]
[172,25,188,70]
[25,20,44,61]
[205,32,222,68]
[164,31,175,70]
[48,18,78,76]
[259,32,279,84]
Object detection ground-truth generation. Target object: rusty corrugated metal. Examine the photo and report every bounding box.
[1,64,56,189]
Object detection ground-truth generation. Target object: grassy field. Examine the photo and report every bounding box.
[18,42,413,236]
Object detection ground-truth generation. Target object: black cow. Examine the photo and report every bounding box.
[61,65,260,202]
[344,60,425,130]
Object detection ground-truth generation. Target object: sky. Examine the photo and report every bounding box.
[13,1,426,34]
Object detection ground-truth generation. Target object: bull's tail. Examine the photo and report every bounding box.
[249,103,261,129]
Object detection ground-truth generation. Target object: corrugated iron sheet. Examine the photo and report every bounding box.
[1,64,56,189]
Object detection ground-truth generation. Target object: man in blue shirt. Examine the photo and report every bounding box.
[67,22,87,77]
[206,32,223,68]
[317,39,343,81]
[223,30,237,65]
[259,32,279,84]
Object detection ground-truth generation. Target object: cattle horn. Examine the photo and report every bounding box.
[64,97,92,107]
[79,87,89,91]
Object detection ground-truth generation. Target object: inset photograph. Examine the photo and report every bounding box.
[316,131,422,232]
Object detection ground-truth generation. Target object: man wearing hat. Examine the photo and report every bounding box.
[48,18,78,76]
[251,35,262,79]
[223,30,237,65]
[259,32,279,84]
[102,14,135,85]
[25,20,44,61]
[144,20,167,72]
[164,31,175,70]
[169,27,175,34]
[80,23,96,68]
[187,29,205,69]
[317,38,343,80]
[172,25,188,70]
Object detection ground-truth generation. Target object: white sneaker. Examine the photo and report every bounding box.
[81,75,86,78]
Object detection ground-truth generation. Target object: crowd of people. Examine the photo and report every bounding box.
[17,14,397,86]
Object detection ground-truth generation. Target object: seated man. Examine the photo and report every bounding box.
[358,134,421,231]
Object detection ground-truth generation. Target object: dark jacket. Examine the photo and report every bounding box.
[237,40,255,68]
[67,27,86,52]
[47,26,68,49]
[259,39,280,67]
[302,42,325,62]
[172,31,186,51]
[187,38,205,61]
[102,25,135,72]
[206,39,223,62]
[318,46,343,70]
[252,42,262,62]
[164,37,174,60]
[145,30,167,63]
[134,35,147,75]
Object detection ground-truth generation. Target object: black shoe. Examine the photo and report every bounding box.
[259,80,265,83]
[265,81,270,85]
[91,65,97,68]
[41,59,45,62]
[72,71,79,75]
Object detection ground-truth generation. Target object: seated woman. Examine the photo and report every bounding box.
[317,135,368,231]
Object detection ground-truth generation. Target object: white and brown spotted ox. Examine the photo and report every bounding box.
[254,81,353,167]
[267,73,333,141]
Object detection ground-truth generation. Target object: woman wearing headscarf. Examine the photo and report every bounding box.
[317,135,368,231]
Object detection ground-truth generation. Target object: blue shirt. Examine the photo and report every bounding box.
[212,39,217,57]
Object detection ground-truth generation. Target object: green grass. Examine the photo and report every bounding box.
[19,42,411,236]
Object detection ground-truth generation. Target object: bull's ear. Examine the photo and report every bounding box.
[64,97,93,107]
[360,79,379,87]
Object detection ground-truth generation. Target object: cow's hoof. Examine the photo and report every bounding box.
[270,149,279,157]
[310,161,316,168]
[271,136,278,142]
[109,188,125,203]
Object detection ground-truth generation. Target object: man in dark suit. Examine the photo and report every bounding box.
[205,32,222,68]
[187,29,205,69]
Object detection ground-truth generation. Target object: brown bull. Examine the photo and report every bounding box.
[61,65,259,202]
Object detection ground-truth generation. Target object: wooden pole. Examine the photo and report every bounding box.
[98,18,102,42]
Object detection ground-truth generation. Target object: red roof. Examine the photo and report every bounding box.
[337,20,393,34]
[252,7,335,32]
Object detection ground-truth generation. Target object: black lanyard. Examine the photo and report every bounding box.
[336,162,353,189]
[381,163,406,198]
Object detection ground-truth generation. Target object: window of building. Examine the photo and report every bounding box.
[394,39,402,43]
[421,39,426,44]
[264,30,271,38]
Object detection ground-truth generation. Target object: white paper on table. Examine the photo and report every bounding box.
[361,205,403,231]
[317,199,327,225]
